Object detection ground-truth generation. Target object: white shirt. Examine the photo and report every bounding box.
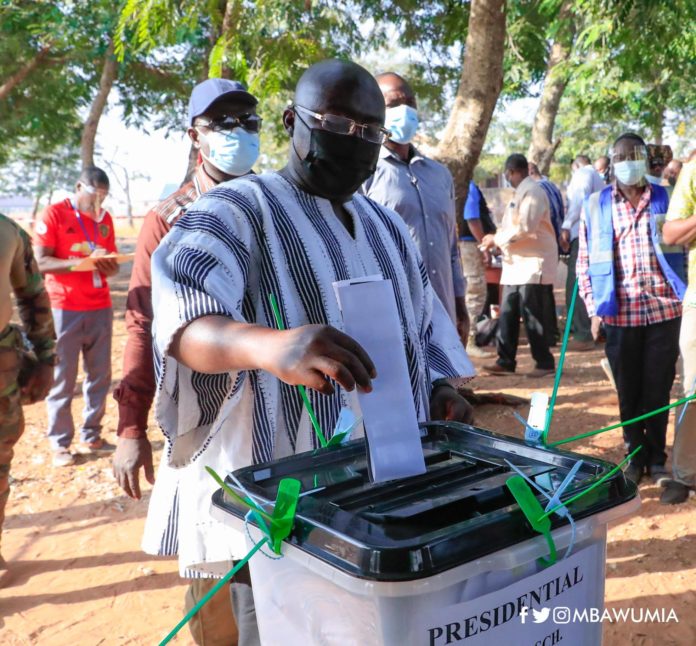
[145,171,476,575]
[563,165,605,239]
[495,176,558,285]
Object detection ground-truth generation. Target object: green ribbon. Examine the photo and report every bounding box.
[159,470,301,645]
[537,446,641,520]
[159,538,267,646]
[206,467,301,554]
[268,293,328,448]
[506,474,558,566]
[547,395,696,447]
[541,279,578,444]
[506,445,642,566]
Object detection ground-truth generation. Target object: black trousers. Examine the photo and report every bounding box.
[496,284,555,371]
[604,317,681,468]
[565,238,592,342]
[542,284,559,347]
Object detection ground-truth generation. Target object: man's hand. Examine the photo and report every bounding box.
[113,437,155,500]
[20,363,53,403]
[455,297,470,345]
[559,229,571,254]
[480,233,497,252]
[591,316,602,342]
[94,257,119,277]
[264,325,376,396]
[430,385,474,424]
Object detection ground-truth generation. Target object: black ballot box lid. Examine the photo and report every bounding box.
[211,422,637,582]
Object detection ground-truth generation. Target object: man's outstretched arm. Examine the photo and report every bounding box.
[170,316,376,396]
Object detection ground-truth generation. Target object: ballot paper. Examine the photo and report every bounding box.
[333,275,426,483]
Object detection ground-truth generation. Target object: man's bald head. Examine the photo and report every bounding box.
[293,59,385,123]
[375,71,416,110]
[663,159,683,186]
[282,59,385,202]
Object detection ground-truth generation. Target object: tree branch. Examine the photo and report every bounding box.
[0,43,53,101]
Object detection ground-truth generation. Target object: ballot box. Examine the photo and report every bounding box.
[211,422,639,646]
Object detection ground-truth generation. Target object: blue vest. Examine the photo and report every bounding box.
[584,184,686,317]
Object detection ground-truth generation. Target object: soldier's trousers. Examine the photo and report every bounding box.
[0,325,24,560]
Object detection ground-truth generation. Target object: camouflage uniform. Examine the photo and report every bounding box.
[0,214,56,564]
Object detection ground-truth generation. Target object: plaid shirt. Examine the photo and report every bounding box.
[153,164,217,224]
[577,182,682,327]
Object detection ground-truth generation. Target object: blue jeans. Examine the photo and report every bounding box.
[46,308,113,450]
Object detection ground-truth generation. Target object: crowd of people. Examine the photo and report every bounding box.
[1,58,695,644]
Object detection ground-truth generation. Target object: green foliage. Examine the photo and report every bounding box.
[0,141,81,218]
[3,0,695,191]
[0,2,86,165]
[569,0,696,137]
[116,0,362,100]
[0,0,198,165]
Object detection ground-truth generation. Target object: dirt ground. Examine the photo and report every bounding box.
[1,234,695,645]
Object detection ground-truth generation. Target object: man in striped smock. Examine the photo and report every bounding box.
[148,59,476,644]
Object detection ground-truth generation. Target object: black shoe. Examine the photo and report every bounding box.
[624,462,644,485]
[660,480,690,505]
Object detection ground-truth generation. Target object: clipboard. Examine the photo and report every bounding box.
[70,253,135,272]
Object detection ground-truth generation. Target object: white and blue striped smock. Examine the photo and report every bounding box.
[143,171,475,576]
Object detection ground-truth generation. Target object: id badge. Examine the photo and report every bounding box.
[92,270,103,288]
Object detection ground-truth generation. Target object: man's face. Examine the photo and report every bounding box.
[377,75,417,111]
[188,97,259,158]
[649,161,665,178]
[286,82,386,165]
[663,161,682,186]
[594,159,608,174]
[505,168,523,188]
[611,139,647,164]
[75,181,109,215]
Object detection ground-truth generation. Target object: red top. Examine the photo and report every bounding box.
[34,198,118,311]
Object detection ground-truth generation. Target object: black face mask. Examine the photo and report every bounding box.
[299,128,380,200]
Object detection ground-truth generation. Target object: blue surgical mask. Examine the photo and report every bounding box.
[384,104,419,144]
[613,160,646,186]
[200,128,260,176]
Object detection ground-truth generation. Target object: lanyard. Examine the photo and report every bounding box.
[71,201,99,251]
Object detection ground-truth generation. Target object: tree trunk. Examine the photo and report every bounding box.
[652,107,664,144]
[527,2,576,175]
[124,170,133,228]
[219,0,242,80]
[80,40,118,169]
[182,30,216,185]
[31,163,45,221]
[0,43,52,101]
[434,0,507,213]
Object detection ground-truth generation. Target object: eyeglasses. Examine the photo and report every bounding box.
[82,185,109,199]
[609,145,647,163]
[293,105,391,144]
[195,113,263,133]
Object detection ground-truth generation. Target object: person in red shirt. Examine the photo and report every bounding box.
[34,166,119,467]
